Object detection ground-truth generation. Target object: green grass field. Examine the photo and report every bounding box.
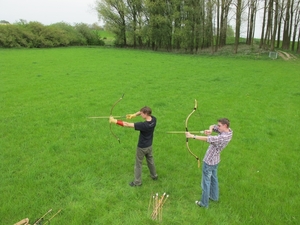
[1,47,299,224]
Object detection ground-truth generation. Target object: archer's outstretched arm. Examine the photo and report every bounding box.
[109,116,135,128]
[126,111,141,119]
[185,132,208,142]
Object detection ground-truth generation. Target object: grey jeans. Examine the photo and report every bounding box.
[134,146,157,185]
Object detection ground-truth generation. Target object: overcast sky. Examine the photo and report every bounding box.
[0,0,100,25]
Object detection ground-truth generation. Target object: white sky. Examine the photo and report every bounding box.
[0,0,101,25]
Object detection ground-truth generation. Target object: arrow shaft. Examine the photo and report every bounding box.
[167,131,204,134]
[88,116,125,119]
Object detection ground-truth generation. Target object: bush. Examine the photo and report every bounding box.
[0,22,105,48]
[75,23,104,46]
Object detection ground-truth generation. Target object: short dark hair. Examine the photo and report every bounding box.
[140,106,152,115]
[218,118,230,128]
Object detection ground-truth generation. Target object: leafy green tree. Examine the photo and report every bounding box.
[51,22,84,46]
[96,0,128,46]
[0,20,10,24]
[145,0,172,50]
[24,21,48,47]
[0,25,16,47]
[0,24,34,47]
[126,0,144,47]
[75,23,102,45]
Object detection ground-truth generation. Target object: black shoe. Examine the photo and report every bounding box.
[152,176,158,180]
[129,181,142,187]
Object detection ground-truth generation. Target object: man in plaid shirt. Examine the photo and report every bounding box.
[186,118,233,208]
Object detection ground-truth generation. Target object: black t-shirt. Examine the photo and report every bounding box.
[134,116,156,148]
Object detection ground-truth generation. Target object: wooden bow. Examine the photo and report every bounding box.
[110,94,124,143]
[185,99,200,168]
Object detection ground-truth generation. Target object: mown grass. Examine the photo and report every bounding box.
[0,47,299,225]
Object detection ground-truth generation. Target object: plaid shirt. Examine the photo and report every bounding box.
[203,125,233,165]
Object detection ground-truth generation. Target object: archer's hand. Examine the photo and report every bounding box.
[185,132,193,138]
[109,116,117,124]
[204,130,212,135]
[126,114,136,120]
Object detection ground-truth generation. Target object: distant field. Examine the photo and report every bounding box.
[0,47,299,224]
[99,30,115,45]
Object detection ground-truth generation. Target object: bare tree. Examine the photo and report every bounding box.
[206,0,215,52]
[259,0,268,48]
[282,0,291,49]
[297,25,300,52]
[270,0,279,50]
[260,0,273,49]
[94,0,300,52]
[276,0,285,48]
[215,0,221,51]
[234,0,243,53]
[219,0,233,47]
[246,0,258,45]
[291,0,300,50]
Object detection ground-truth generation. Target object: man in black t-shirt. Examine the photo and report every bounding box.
[110,106,158,187]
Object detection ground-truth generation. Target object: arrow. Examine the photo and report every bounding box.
[88,116,126,119]
[167,131,204,134]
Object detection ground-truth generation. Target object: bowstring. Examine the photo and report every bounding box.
[195,107,205,164]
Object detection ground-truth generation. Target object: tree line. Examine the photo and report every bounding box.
[0,21,105,48]
[96,0,300,53]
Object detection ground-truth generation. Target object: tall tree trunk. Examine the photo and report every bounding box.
[234,0,242,53]
[133,10,137,48]
[207,0,214,52]
[215,0,220,51]
[271,0,279,51]
[219,0,232,47]
[282,0,291,49]
[259,0,268,48]
[263,0,273,50]
[196,0,205,51]
[297,26,300,53]
[246,0,258,45]
[121,16,127,46]
[288,0,295,44]
[291,1,300,51]
[276,1,284,48]
[246,1,251,43]
[127,0,138,48]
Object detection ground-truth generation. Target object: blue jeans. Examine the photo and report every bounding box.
[199,162,219,207]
